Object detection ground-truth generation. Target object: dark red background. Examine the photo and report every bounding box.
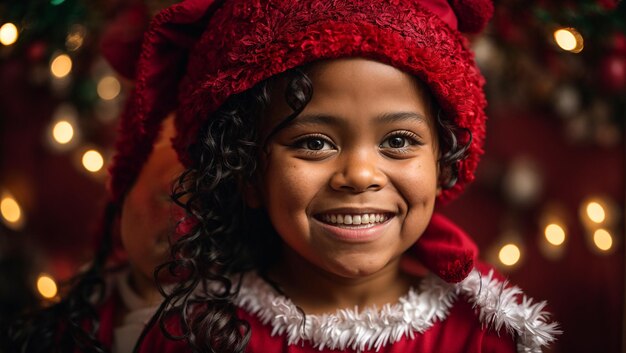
[0,2,623,351]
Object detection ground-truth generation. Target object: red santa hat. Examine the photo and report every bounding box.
[106,0,494,283]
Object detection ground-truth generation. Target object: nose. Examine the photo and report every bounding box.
[330,149,387,192]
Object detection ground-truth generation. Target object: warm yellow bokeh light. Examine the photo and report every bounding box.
[544,223,566,246]
[82,150,104,172]
[52,120,74,144]
[498,244,521,266]
[0,23,18,46]
[593,229,613,251]
[65,25,86,51]
[586,202,606,224]
[97,76,121,100]
[554,28,583,53]
[36,275,58,299]
[1,196,21,223]
[50,54,73,78]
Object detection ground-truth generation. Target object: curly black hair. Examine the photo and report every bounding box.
[150,64,472,353]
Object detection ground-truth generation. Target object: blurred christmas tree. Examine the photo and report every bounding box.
[2,0,622,148]
[476,0,625,147]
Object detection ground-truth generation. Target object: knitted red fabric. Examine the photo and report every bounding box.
[449,0,494,33]
[412,213,478,282]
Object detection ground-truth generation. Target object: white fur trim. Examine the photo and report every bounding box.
[235,273,456,352]
[458,269,562,353]
[235,269,560,352]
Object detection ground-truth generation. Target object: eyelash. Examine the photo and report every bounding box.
[292,134,336,155]
[291,130,424,156]
[379,131,424,152]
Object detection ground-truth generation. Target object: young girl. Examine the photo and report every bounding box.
[7,116,184,353]
[104,0,561,352]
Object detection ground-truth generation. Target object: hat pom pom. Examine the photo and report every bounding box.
[448,0,494,34]
[412,213,478,283]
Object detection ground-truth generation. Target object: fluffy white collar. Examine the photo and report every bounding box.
[234,269,560,353]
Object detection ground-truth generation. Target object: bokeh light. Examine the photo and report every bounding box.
[50,54,73,78]
[544,223,566,246]
[65,25,86,51]
[97,76,121,100]
[82,150,104,172]
[554,28,584,53]
[593,229,613,251]
[498,244,521,266]
[52,120,74,144]
[586,201,606,224]
[36,274,58,299]
[0,23,18,46]
[0,195,21,224]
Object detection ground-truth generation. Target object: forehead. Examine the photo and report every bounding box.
[265,58,434,128]
[307,58,423,96]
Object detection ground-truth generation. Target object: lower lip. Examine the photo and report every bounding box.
[313,217,392,243]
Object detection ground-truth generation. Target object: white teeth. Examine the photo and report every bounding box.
[321,213,389,226]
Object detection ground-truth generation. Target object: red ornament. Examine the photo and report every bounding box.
[26,41,47,62]
[599,53,626,92]
[610,32,626,55]
[597,0,619,10]
[492,8,527,45]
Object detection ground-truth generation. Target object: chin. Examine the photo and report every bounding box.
[324,257,391,278]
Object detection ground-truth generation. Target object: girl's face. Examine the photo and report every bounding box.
[256,58,439,278]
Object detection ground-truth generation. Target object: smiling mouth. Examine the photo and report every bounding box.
[316,213,391,228]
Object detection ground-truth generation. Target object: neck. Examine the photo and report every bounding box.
[128,267,162,307]
[268,247,417,315]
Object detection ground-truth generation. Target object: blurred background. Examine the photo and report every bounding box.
[0,0,624,352]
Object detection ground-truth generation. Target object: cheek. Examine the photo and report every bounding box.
[397,159,438,202]
[392,159,438,235]
[262,157,328,215]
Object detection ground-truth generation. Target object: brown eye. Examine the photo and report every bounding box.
[381,136,410,149]
[306,138,326,150]
[388,136,406,148]
[293,135,335,152]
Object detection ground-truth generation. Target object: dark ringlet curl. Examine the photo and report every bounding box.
[5,202,120,353]
[150,65,471,353]
[437,110,473,190]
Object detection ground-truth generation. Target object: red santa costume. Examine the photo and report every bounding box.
[128,214,557,353]
[100,0,562,352]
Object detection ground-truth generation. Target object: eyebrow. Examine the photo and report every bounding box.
[375,111,428,125]
[289,111,428,128]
